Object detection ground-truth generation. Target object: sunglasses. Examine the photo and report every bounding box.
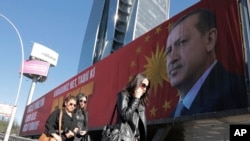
[69,103,76,107]
[79,99,87,104]
[140,83,148,89]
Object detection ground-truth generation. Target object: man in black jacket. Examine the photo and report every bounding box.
[165,8,248,117]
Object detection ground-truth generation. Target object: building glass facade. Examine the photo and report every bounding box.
[78,0,170,72]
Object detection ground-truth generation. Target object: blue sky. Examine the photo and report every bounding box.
[0,0,199,125]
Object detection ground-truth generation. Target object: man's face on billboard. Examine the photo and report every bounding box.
[166,13,212,94]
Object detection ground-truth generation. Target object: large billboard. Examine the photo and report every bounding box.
[20,0,248,136]
[30,42,59,67]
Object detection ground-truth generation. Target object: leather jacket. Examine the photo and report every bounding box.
[116,90,147,141]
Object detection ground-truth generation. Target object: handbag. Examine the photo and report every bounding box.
[101,104,135,141]
[38,133,56,141]
[38,108,63,141]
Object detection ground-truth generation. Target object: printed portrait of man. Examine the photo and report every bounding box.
[165,8,248,118]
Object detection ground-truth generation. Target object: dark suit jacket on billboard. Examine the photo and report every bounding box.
[173,62,248,117]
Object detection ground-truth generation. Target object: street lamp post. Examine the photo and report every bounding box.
[0,14,25,141]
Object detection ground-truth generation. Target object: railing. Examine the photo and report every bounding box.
[0,133,37,141]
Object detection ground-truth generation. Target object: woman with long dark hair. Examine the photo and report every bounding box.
[116,73,151,141]
[74,93,90,141]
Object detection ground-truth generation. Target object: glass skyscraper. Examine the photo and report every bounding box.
[78,0,170,72]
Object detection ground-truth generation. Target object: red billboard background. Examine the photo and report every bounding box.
[20,0,247,136]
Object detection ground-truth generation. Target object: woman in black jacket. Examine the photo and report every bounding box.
[74,93,90,141]
[45,95,78,141]
[116,73,151,141]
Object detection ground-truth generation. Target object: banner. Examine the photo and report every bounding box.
[20,0,248,136]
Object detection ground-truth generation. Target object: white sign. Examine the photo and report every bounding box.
[0,103,14,117]
[30,42,59,66]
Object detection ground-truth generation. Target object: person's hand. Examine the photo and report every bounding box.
[65,130,75,138]
[134,87,144,98]
[51,133,62,141]
[79,130,87,136]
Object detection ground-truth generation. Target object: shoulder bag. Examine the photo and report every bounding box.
[38,108,63,141]
[101,104,135,141]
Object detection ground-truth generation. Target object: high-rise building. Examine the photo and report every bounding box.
[78,0,170,72]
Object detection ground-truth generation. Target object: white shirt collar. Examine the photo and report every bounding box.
[181,60,217,109]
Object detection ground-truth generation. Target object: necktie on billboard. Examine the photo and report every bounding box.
[174,101,187,117]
